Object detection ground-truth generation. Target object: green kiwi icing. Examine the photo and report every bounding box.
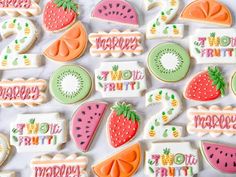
[49,65,92,104]
[147,43,190,82]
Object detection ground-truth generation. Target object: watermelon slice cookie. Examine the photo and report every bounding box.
[184,67,226,102]
[43,0,79,32]
[201,141,236,174]
[107,102,140,148]
[71,101,108,152]
[91,0,139,27]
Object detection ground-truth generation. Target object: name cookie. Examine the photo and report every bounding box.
[0,18,41,69]
[0,172,15,177]
[145,142,199,177]
[144,89,183,140]
[91,0,139,27]
[187,105,236,137]
[190,29,236,64]
[0,134,11,166]
[147,43,190,82]
[184,67,226,102]
[43,0,78,32]
[30,154,88,177]
[93,143,141,177]
[44,21,87,62]
[89,29,144,58]
[95,61,147,98]
[0,0,41,17]
[145,0,184,39]
[49,65,92,104]
[201,141,236,174]
[180,0,232,27]
[0,78,47,107]
[71,101,108,152]
[107,102,140,148]
[10,113,67,152]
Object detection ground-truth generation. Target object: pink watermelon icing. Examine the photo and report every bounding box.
[71,101,107,152]
[201,141,236,174]
[91,0,139,27]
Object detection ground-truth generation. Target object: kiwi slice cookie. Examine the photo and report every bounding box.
[50,65,92,104]
[147,43,190,82]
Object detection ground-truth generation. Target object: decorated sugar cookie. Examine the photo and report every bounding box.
[147,43,190,82]
[0,18,41,69]
[89,29,144,58]
[93,143,141,177]
[0,0,41,17]
[145,142,199,177]
[190,29,236,64]
[187,105,236,137]
[49,65,92,104]
[0,172,15,177]
[231,72,236,96]
[0,78,47,107]
[91,0,139,27]
[145,0,184,39]
[107,102,140,148]
[180,0,232,27]
[10,113,67,152]
[44,21,87,62]
[0,134,11,166]
[43,0,79,32]
[201,141,236,174]
[95,61,146,98]
[184,67,226,102]
[31,154,89,177]
[71,101,108,152]
[144,89,183,140]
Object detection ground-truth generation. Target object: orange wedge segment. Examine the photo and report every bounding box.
[44,21,87,62]
[93,144,141,177]
[180,0,232,27]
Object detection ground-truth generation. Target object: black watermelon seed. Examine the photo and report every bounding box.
[231,154,233,157]
[86,126,89,129]
[99,113,101,116]
[86,130,89,133]
[90,116,93,119]
[127,9,131,12]
[78,118,82,122]
[76,127,81,130]
[217,159,220,164]
[225,162,228,167]
[215,147,218,150]
[130,15,134,19]
[109,12,111,14]
[87,121,91,123]
[220,151,223,154]
[103,5,107,9]
[113,11,115,14]
[225,153,228,156]
[87,135,90,138]
[98,9,102,13]
[88,106,91,110]
[123,16,127,19]
[96,104,99,108]
[80,142,85,145]
[116,12,119,15]
[210,154,214,158]
[233,162,236,166]
[117,3,120,7]
[109,3,112,8]
[77,134,81,137]
[82,111,85,115]
[105,13,108,16]
[120,13,123,16]
[95,113,97,115]
[122,5,126,9]
[207,146,211,150]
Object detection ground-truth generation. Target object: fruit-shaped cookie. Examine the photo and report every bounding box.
[201,141,236,174]
[93,143,141,177]
[0,134,11,167]
[184,67,226,102]
[107,102,140,148]
[91,0,139,27]
[71,101,108,152]
[43,0,79,32]
[44,21,87,62]
[180,0,232,27]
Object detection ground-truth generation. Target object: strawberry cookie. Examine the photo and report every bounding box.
[43,0,79,32]
[107,102,140,148]
[184,67,226,102]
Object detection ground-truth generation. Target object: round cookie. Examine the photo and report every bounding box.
[147,43,190,82]
[0,133,11,166]
[231,72,236,95]
[49,65,92,104]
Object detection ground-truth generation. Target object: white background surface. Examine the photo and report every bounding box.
[0,0,236,177]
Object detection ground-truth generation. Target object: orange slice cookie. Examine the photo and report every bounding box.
[180,0,232,27]
[93,143,141,177]
[44,21,87,62]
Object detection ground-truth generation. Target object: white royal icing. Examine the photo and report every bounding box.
[0,134,10,166]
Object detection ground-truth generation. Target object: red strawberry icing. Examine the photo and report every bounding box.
[43,0,77,32]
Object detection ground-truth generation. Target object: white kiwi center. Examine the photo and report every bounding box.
[160,53,179,70]
[61,75,80,95]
